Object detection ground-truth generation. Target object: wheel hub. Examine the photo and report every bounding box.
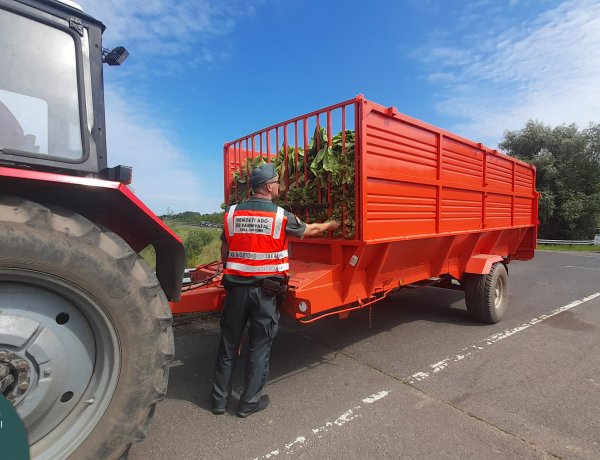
[494,278,504,308]
[0,294,93,446]
[0,350,32,404]
[0,271,121,459]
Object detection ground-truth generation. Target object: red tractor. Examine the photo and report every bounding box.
[0,1,184,458]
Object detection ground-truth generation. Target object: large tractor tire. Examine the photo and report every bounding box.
[0,196,174,460]
[464,262,509,324]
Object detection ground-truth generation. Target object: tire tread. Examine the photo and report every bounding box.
[0,196,175,460]
[464,262,509,324]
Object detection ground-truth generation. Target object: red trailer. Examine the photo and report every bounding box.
[173,95,538,324]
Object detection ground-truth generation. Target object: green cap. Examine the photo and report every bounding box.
[250,163,277,187]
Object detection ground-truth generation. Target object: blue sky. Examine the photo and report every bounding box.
[78,0,600,215]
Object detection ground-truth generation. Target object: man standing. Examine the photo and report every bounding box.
[211,163,339,417]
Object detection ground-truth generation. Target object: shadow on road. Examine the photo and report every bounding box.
[165,287,481,413]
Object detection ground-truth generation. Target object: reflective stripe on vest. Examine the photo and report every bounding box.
[225,261,290,273]
[273,206,284,239]
[228,250,289,260]
[227,204,237,237]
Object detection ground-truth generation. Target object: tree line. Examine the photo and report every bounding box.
[162,210,224,225]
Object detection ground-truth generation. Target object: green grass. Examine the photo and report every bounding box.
[187,231,221,267]
[537,244,600,252]
[138,226,222,270]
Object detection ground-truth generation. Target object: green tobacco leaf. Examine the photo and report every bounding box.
[322,146,339,173]
[253,156,267,167]
[310,147,327,175]
[308,127,327,156]
[229,127,357,238]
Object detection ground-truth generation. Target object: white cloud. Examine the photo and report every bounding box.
[421,0,600,147]
[75,0,262,213]
[427,71,457,83]
[103,86,218,214]
[79,0,253,58]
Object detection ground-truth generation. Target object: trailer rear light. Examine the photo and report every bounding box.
[298,301,308,313]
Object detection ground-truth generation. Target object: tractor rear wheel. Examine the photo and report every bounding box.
[0,196,174,460]
[464,262,509,324]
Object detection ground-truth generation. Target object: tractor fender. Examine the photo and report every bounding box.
[0,166,185,301]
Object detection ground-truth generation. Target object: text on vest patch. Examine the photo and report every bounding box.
[233,216,273,235]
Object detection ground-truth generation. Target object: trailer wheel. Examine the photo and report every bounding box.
[464,262,509,324]
[0,196,174,460]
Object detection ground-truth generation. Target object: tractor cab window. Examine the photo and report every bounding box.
[0,8,83,160]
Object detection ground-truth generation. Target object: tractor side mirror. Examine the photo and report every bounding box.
[102,46,129,66]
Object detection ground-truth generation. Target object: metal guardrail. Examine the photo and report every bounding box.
[538,238,600,246]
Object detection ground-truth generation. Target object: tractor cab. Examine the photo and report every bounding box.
[0,0,128,181]
[0,3,184,458]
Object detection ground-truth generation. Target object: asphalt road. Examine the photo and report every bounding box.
[129,250,600,460]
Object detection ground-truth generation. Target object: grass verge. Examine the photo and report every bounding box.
[537,244,599,252]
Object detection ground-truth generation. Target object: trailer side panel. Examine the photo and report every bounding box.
[360,99,537,245]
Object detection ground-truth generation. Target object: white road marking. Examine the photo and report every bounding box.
[564,265,600,271]
[253,291,600,459]
[285,437,306,450]
[251,390,390,459]
[408,291,600,384]
[362,390,389,404]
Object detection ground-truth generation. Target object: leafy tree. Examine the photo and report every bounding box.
[499,121,600,239]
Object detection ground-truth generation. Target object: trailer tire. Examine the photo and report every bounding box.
[464,262,509,324]
[0,196,174,460]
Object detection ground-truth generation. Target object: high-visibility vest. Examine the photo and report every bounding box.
[223,203,289,278]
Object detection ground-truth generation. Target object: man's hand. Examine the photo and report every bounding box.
[327,220,341,232]
[303,220,341,237]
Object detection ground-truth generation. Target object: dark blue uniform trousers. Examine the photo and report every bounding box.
[211,284,280,412]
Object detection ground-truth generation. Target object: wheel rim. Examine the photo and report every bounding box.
[494,275,504,309]
[0,269,120,459]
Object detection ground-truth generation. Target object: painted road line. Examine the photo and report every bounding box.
[253,292,599,459]
[564,265,600,271]
[362,390,389,404]
[408,291,600,384]
[251,390,391,460]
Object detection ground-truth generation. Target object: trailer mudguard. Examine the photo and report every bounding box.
[0,166,185,301]
[465,254,504,275]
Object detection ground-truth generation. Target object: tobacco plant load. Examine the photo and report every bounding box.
[228,128,356,238]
